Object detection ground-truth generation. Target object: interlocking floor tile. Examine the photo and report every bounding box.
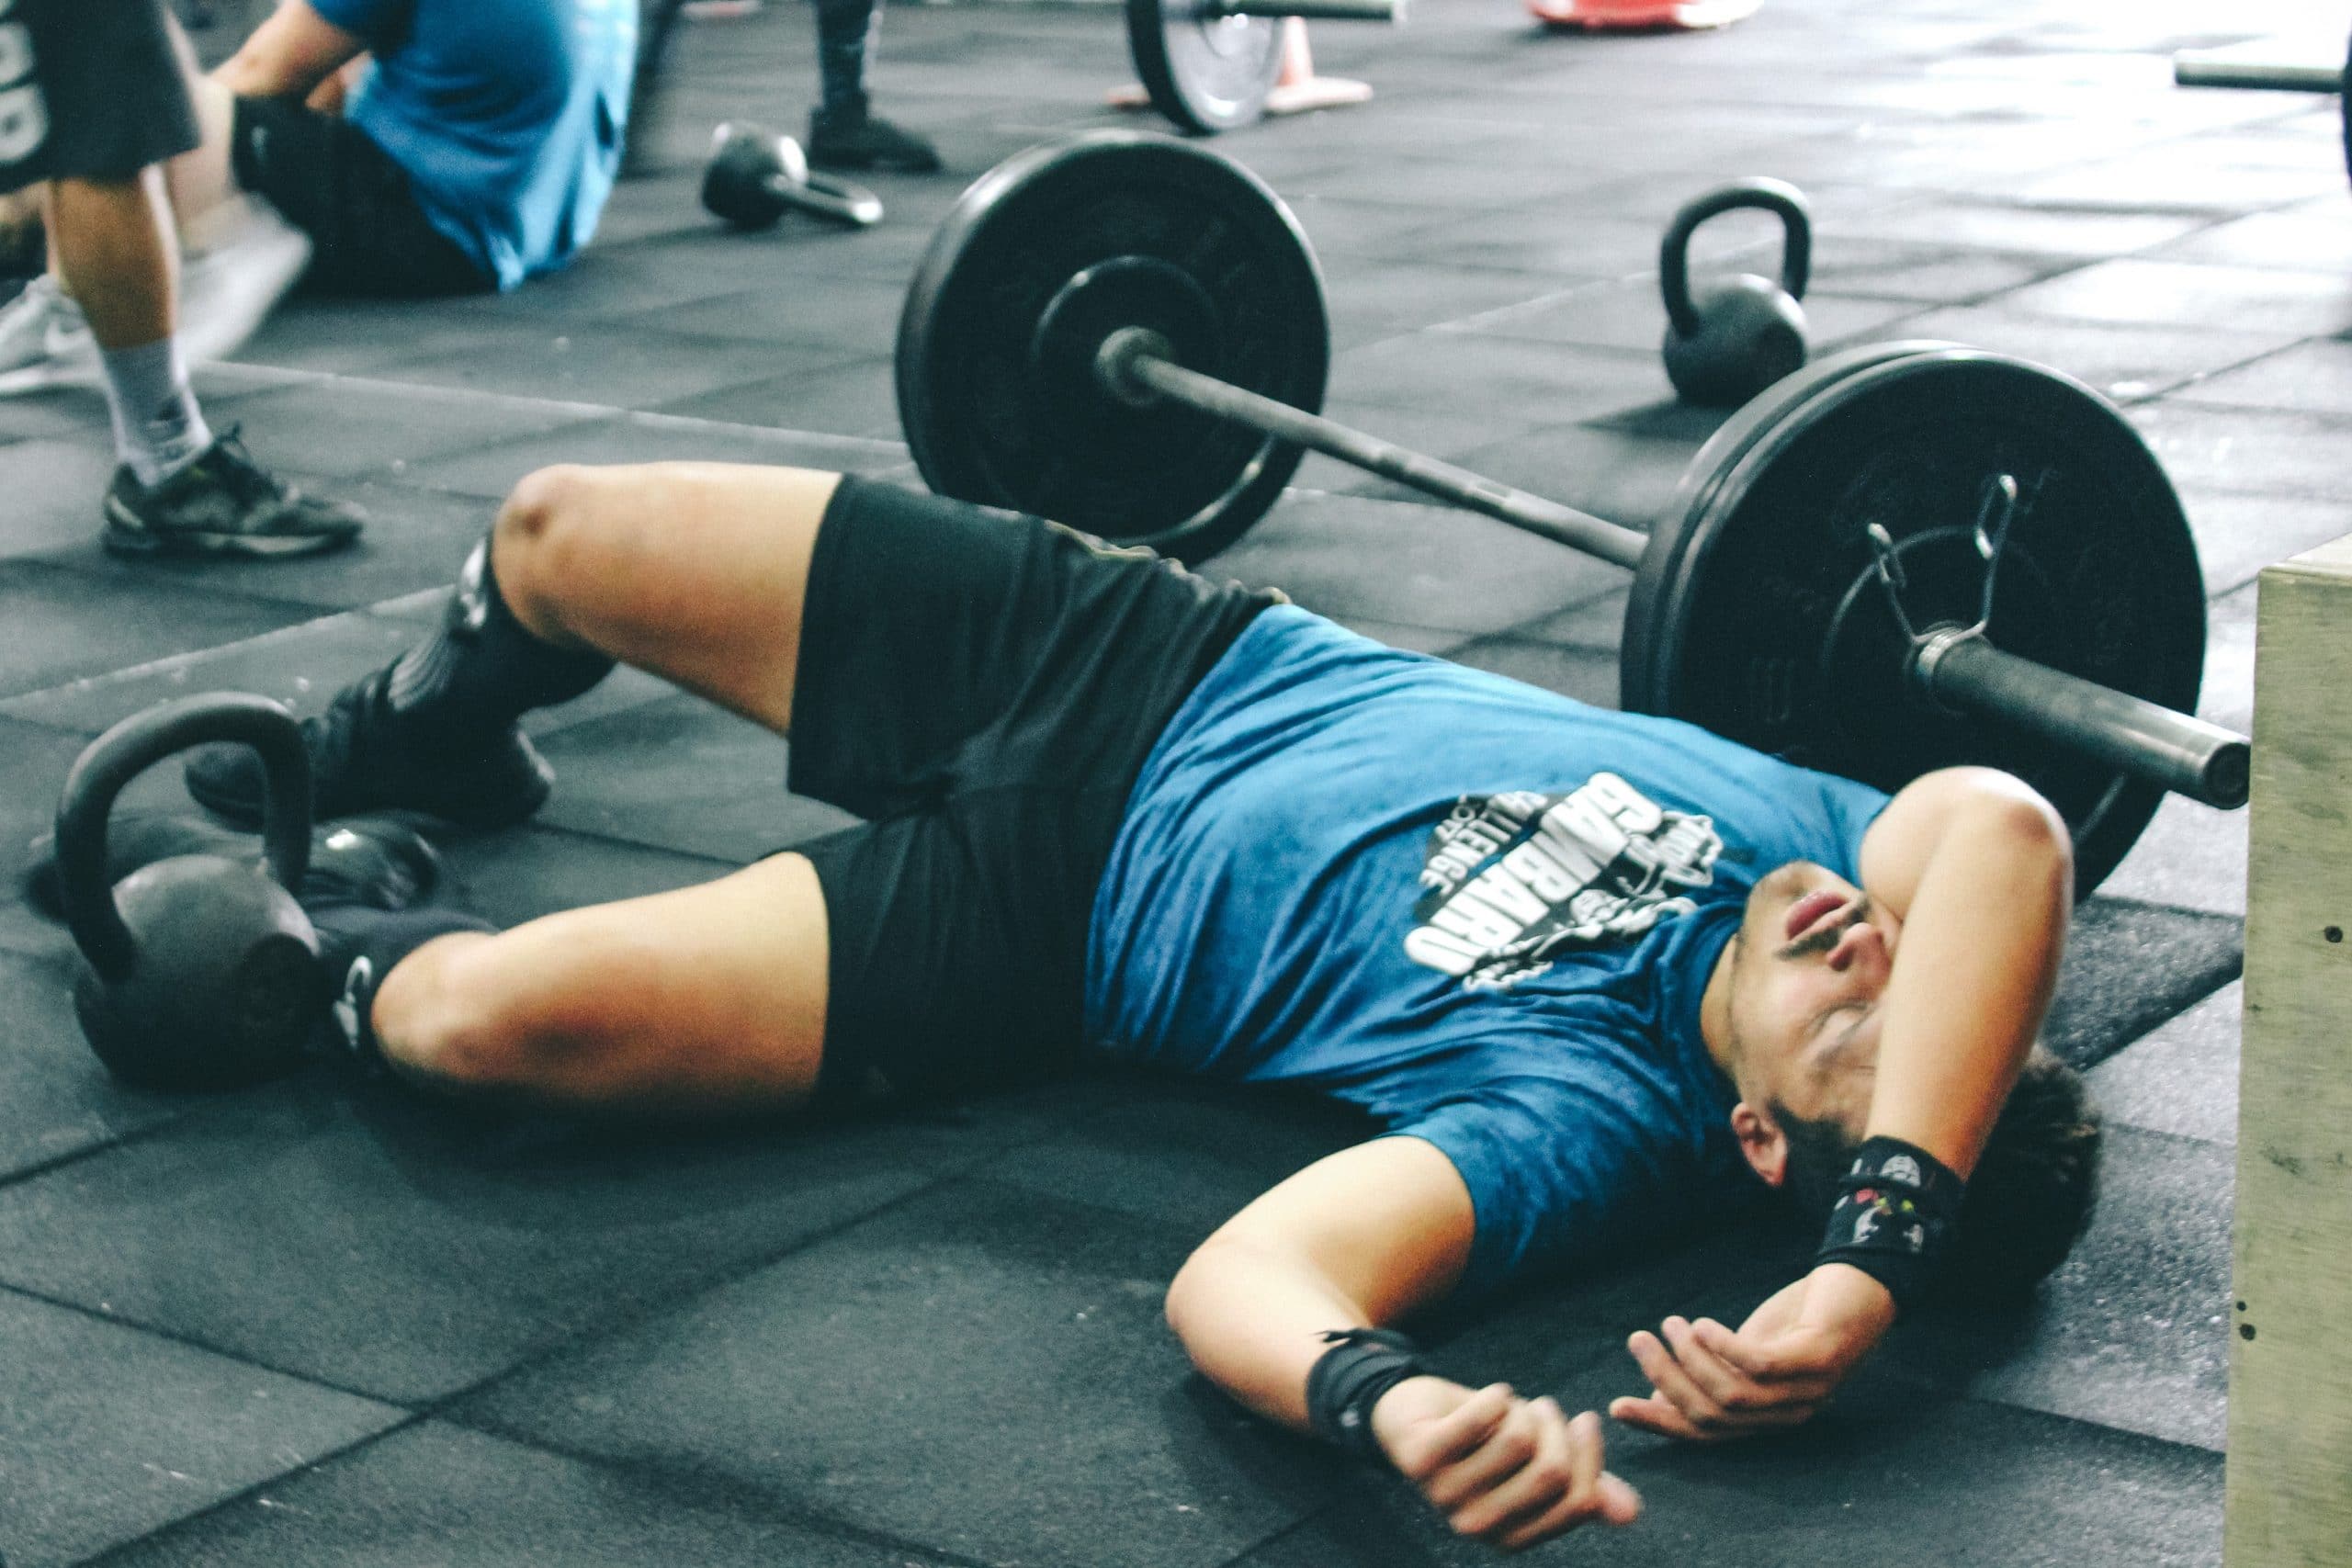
[96,1420,961,1568]
[2087,980,2242,1147]
[0,1290,400,1568]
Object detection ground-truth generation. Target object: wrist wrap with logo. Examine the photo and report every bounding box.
[1814,1135,1965,1315]
[1305,1327,1429,1461]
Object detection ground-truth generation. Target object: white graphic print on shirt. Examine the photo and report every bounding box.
[1404,773,1722,990]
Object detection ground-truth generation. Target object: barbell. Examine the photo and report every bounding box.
[895,131,2249,895]
[2171,27,2352,190]
[1128,0,1403,134]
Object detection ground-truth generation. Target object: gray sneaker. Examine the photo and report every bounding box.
[103,428,365,558]
[0,275,96,392]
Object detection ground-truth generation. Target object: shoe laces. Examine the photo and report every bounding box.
[194,424,297,508]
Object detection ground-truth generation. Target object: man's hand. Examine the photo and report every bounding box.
[1373,1374,1641,1551]
[1608,1263,1895,1442]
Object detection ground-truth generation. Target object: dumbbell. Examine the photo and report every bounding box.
[701,122,884,231]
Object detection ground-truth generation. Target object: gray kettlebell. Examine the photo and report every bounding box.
[54,693,322,1091]
[1659,178,1813,407]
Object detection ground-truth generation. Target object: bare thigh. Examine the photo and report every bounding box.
[376,852,831,1115]
[499,461,843,736]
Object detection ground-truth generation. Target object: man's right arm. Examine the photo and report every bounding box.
[1164,1135,1640,1551]
[214,1,368,102]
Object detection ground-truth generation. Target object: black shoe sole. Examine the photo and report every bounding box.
[184,739,555,832]
[103,499,362,559]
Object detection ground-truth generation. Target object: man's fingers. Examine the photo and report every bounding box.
[1494,1470,1642,1551]
[1422,1394,1544,1512]
[1392,1382,1512,1481]
[1697,1316,1836,1382]
[1610,1388,1818,1442]
[1626,1328,1727,1434]
[1663,1317,1838,1413]
[1608,1392,1716,1443]
[1661,1316,1758,1410]
[1487,1418,1641,1552]
[1439,1401,1589,1541]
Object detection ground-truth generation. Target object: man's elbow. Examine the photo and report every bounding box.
[1163,1235,1241,1339]
[1951,770,2074,882]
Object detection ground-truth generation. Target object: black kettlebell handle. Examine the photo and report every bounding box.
[54,694,312,985]
[1658,178,1813,339]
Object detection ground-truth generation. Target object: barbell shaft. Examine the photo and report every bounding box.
[1097,333,2248,811]
[1213,0,1398,19]
[2173,54,2340,93]
[1107,335,1651,570]
[1914,628,2250,809]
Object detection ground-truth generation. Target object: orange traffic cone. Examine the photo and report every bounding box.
[1266,18,1374,115]
[1528,0,1758,30]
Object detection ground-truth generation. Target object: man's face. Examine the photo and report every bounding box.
[1722,861,1901,1138]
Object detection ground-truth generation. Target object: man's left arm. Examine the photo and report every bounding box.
[1615,766,2072,1441]
[214,0,369,102]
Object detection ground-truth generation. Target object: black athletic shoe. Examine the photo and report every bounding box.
[184,667,555,830]
[103,428,366,559]
[806,108,941,174]
[22,809,445,922]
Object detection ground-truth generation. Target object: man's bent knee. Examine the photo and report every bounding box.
[491,463,603,639]
[369,933,537,1095]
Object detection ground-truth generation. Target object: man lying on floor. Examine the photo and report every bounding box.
[161,461,2099,1552]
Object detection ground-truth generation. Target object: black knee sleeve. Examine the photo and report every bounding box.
[384,534,616,747]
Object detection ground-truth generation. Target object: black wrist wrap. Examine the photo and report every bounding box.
[1814,1136,1965,1316]
[1306,1328,1427,1461]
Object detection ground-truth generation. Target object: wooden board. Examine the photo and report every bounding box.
[2228,532,2352,1566]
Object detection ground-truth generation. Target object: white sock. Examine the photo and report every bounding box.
[100,336,214,488]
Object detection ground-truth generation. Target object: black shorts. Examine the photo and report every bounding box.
[788,479,1281,1105]
[230,96,493,299]
[0,0,200,192]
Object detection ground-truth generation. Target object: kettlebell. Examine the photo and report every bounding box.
[701,122,885,231]
[1659,178,1813,407]
[54,693,323,1091]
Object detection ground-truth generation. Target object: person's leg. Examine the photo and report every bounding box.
[363,853,831,1113]
[158,45,241,245]
[805,0,940,175]
[485,462,841,733]
[49,170,214,486]
[186,461,844,826]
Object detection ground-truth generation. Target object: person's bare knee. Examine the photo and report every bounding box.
[369,931,537,1095]
[490,463,604,646]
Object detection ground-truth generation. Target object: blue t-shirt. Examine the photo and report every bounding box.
[311,0,635,289]
[1087,607,1889,1302]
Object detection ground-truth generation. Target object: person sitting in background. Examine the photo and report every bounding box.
[8,0,634,336]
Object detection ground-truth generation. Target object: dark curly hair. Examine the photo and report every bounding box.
[1774,1045,2102,1305]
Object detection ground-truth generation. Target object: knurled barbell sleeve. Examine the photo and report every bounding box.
[1913,627,2249,809]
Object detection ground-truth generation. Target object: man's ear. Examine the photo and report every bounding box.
[1731,1101,1789,1188]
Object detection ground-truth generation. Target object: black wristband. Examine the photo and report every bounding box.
[1305,1328,1428,1461]
[1814,1136,1965,1316]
